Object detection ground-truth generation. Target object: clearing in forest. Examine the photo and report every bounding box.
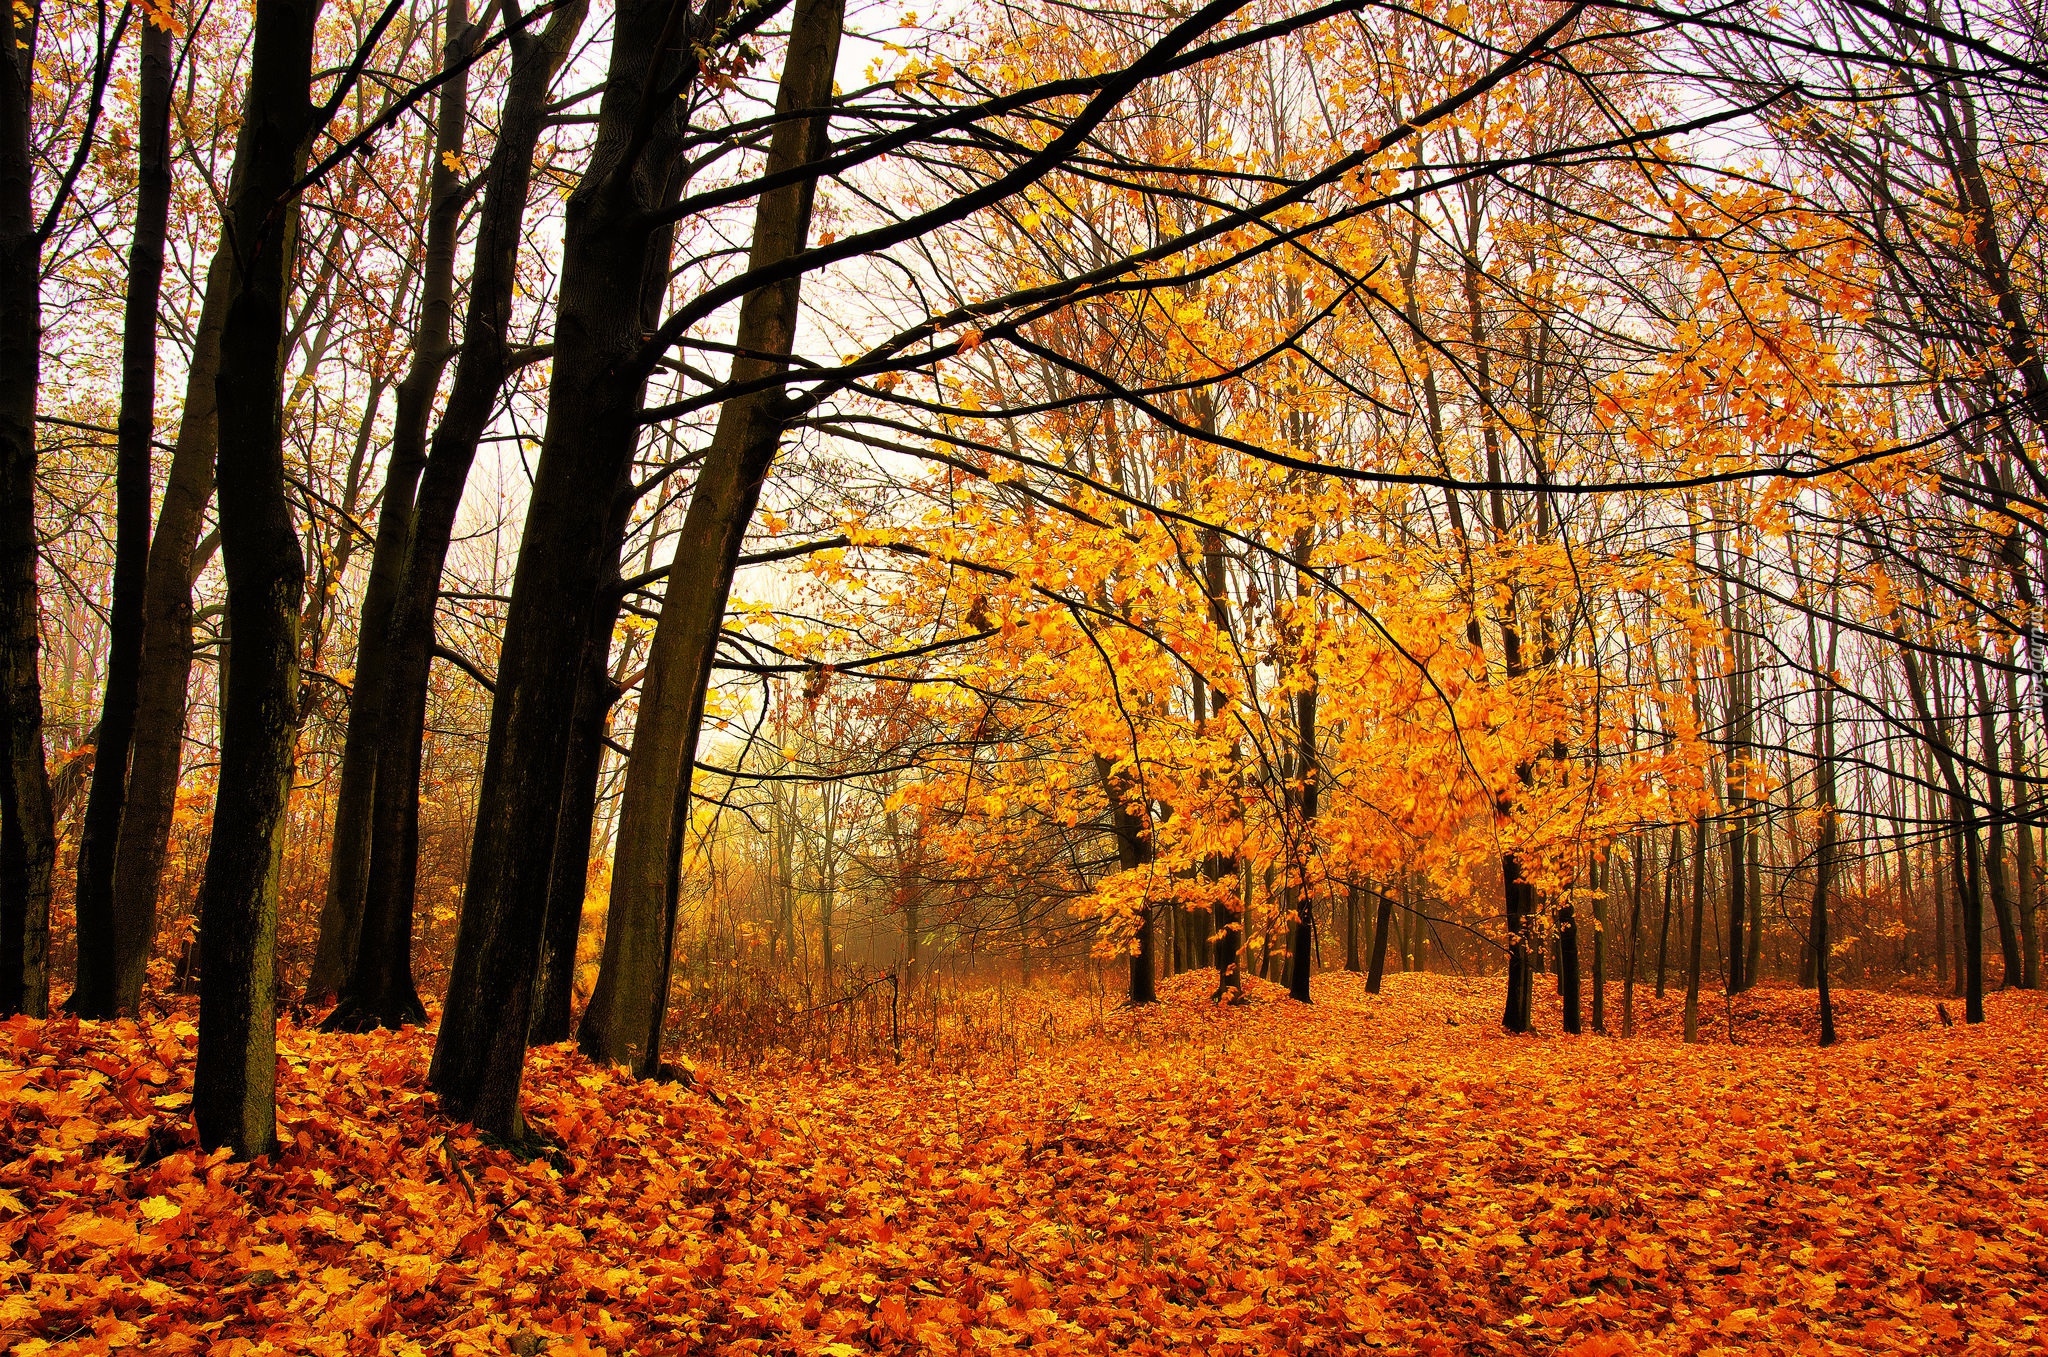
[5,972,2045,1355]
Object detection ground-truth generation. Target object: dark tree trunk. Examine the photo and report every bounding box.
[530,588,621,1044]
[1285,577,1316,1006]
[194,0,322,1159]
[1592,850,1608,1035]
[1971,657,2025,986]
[109,248,228,1014]
[1343,882,1361,972]
[1622,836,1643,1037]
[1685,814,1707,1043]
[1200,527,1242,1002]
[431,0,709,1134]
[309,0,476,1006]
[1502,851,1536,1032]
[0,0,54,1019]
[329,0,587,1035]
[1655,822,1677,997]
[1365,885,1394,995]
[1557,897,1581,1034]
[1896,643,1985,1022]
[1810,615,1840,1047]
[581,0,845,1071]
[67,12,173,1017]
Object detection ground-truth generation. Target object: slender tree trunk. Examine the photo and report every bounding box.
[1896,642,1986,1021]
[0,0,54,1020]
[1558,890,1581,1034]
[308,0,476,1005]
[1971,657,2025,985]
[1655,821,1678,997]
[1201,528,1242,1002]
[1286,555,1316,1004]
[1684,814,1707,1043]
[1344,881,1361,972]
[2006,662,2039,988]
[1809,615,1840,1046]
[1591,850,1607,1034]
[1623,835,1644,1037]
[580,0,844,1071]
[331,0,587,1035]
[108,248,228,1014]
[67,14,173,1016]
[195,0,322,1158]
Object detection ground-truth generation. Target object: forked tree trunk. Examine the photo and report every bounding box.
[0,0,54,1019]
[195,0,322,1159]
[431,0,713,1133]
[331,0,588,1035]
[309,0,477,1005]
[68,11,173,1017]
[581,0,845,1071]
[108,248,229,1014]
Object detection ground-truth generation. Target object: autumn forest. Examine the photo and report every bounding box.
[3,0,2046,1349]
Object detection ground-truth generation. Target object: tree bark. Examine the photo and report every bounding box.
[530,604,620,1044]
[581,0,845,1071]
[308,0,477,1005]
[431,0,711,1132]
[1365,885,1394,994]
[1684,813,1707,1044]
[331,0,588,1035]
[194,0,323,1159]
[108,247,229,1014]
[1343,881,1361,972]
[0,0,54,1019]
[67,11,173,1017]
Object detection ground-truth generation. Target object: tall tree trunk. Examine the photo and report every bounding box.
[1971,656,2025,985]
[1655,821,1677,997]
[1286,534,1316,1005]
[0,0,53,1019]
[1591,849,1607,1034]
[308,0,476,1005]
[1896,641,1987,1021]
[1808,611,1840,1046]
[1623,835,1644,1037]
[580,0,845,1071]
[1200,526,1242,1002]
[67,13,173,1017]
[195,0,322,1159]
[1558,890,1581,1034]
[432,0,717,1134]
[2009,663,2039,988]
[330,0,588,1036]
[1684,813,1707,1044]
[108,248,228,1014]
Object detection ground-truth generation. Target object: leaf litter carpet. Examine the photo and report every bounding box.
[5,971,2044,1354]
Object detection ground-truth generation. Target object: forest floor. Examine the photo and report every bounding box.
[5,970,2045,1356]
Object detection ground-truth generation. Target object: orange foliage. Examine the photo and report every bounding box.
[6,978,2045,1353]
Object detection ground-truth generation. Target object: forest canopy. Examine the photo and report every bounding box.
[3,0,2046,1349]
